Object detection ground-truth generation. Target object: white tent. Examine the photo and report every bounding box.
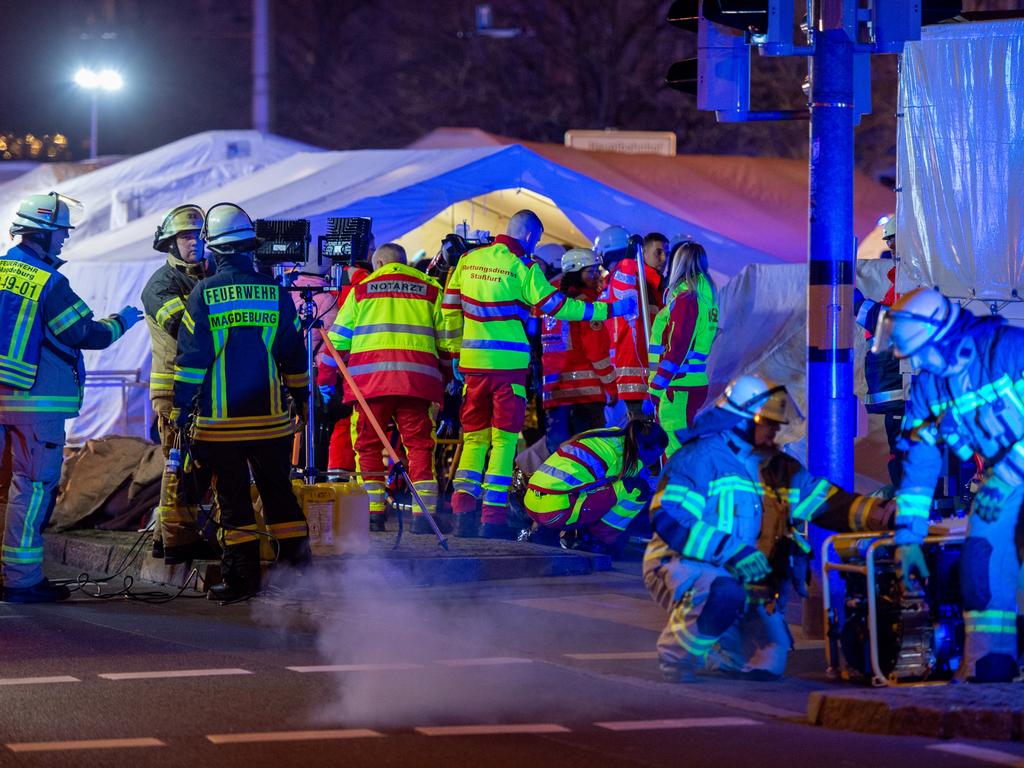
[0,130,316,254]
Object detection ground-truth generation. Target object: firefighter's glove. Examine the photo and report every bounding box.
[609,295,638,319]
[867,498,897,530]
[116,305,143,332]
[318,384,335,402]
[172,407,191,433]
[973,474,1014,523]
[895,543,929,590]
[294,398,309,427]
[725,545,771,583]
[452,358,464,384]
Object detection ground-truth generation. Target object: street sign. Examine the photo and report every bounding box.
[564,129,677,156]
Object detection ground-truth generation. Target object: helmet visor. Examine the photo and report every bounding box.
[752,385,804,426]
[58,194,85,229]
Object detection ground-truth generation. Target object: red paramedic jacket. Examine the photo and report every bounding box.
[541,283,614,408]
[607,258,663,401]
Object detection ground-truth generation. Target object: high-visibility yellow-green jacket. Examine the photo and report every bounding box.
[328,262,446,403]
[440,236,610,373]
[649,273,718,393]
[525,429,646,531]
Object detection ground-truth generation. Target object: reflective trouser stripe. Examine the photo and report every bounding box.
[362,481,386,514]
[269,520,309,540]
[223,524,260,546]
[481,428,518,524]
[454,430,489,498]
[412,480,439,516]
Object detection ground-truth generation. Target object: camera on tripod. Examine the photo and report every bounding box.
[428,223,493,281]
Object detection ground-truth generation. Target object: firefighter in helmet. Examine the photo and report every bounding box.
[0,193,142,602]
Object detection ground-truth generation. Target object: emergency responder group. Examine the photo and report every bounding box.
[7,193,1019,692]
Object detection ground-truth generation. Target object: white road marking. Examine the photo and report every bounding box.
[564,652,658,661]
[436,657,533,667]
[596,717,762,731]
[6,738,164,753]
[286,663,422,673]
[98,668,252,681]
[0,676,80,686]
[416,724,570,736]
[207,729,383,744]
[928,743,1024,767]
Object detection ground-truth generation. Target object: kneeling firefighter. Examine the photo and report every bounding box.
[172,203,311,603]
[879,288,1024,682]
[525,419,667,552]
[644,375,894,682]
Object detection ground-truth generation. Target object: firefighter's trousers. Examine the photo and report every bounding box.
[643,554,791,678]
[353,396,437,517]
[191,437,308,580]
[958,481,1024,682]
[154,404,210,549]
[452,371,527,525]
[525,481,646,545]
[658,385,708,458]
[0,419,65,590]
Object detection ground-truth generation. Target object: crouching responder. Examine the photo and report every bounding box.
[879,288,1024,682]
[328,243,446,533]
[525,419,667,553]
[649,241,719,458]
[541,247,616,456]
[172,203,311,603]
[644,374,894,682]
[440,210,638,539]
[0,193,142,603]
[142,204,217,564]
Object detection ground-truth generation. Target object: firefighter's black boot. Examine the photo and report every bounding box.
[277,536,312,570]
[209,541,261,604]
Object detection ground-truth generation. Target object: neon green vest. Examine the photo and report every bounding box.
[649,273,718,388]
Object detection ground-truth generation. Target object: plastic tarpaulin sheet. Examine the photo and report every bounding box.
[897,20,1024,300]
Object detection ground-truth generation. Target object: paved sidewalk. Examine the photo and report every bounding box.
[44,529,612,592]
[809,683,1024,741]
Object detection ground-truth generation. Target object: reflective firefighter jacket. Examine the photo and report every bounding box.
[854,264,904,414]
[647,409,885,568]
[608,258,663,401]
[440,235,610,373]
[328,262,446,404]
[648,273,718,396]
[173,254,309,442]
[540,283,614,407]
[141,254,204,405]
[895,316,1024,532]
[0,243,127,423]
[526,429,647,532]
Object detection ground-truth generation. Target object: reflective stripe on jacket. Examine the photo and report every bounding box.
[649,272,718,394]
[142,255,204,402]
[647,413,883,568]
[173,255,309,442]
[440,235,609,373]
[541,283,613,407]
[328,262,445,403]
[608,258,662,401]
[895,318,1024,529]
[0,244,124,422]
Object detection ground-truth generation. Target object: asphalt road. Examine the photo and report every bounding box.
[1,562,1022,768]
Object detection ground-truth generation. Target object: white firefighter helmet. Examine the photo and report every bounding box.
[533,243,566,272]
[153,204,205,253]
[201,202,256,253]
[561,247,600,274]
[10,192,84,236]
[716,374,797,425]
[593,225,631,259]
[874,287,960,358]
[882,215,896,240]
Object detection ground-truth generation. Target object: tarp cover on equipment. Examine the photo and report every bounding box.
[897,19,1024,300]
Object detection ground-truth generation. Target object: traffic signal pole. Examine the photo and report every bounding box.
[806,25,857,490]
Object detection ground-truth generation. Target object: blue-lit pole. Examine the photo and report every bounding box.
[807,25,856,490]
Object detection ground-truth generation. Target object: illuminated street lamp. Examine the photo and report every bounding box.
[73,67,123,160]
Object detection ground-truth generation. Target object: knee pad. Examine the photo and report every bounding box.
[696,576,745,636]
[973,653,1018,683]
[961,537,994,611]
